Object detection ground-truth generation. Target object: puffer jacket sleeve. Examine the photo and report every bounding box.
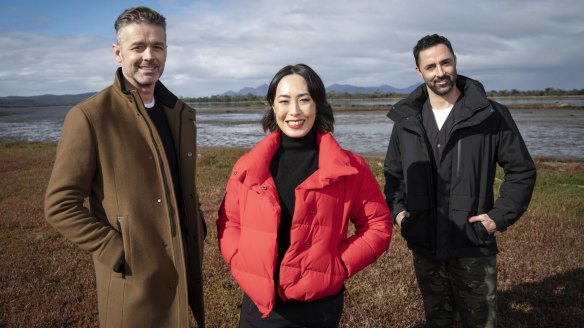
[339,157,392,277]
[217,165,242,264]
[44,106,123,270]
[384,125,407,223]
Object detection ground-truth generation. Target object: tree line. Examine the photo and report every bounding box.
[183,88,584,104]
[3,88,581,107]
[488,87,584,97]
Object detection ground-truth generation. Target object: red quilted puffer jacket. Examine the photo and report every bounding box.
[217,131,392,317]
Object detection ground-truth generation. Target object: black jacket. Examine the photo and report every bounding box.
[384,75,536,260]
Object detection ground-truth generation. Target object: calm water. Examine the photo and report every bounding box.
[1,100,583,158]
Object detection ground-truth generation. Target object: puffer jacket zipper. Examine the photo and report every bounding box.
[457,138,461,177]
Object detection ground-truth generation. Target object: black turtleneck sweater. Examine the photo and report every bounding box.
[145,100,183,217]
[269,129,319,279]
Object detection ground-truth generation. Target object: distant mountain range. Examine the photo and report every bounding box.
[222,84,269,97]
[0,92,97,107]
[327,83,418,94]
[223,83,418,97]
[0,83,417,107]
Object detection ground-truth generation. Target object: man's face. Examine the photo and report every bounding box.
[416,43,457,96]
[113,23,167,89]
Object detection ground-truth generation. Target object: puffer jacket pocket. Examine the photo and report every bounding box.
[401,195,433,249]
[450,196,493,247]
[279,247,347,302]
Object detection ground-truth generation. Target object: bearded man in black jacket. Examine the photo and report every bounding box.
[384,34,536,328]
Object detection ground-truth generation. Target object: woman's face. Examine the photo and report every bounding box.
[273,74,316,138]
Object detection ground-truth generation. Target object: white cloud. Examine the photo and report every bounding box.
[0,31,116,95]
[0,0,583,97]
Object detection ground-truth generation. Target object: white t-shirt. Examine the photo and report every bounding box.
[432,105,453,130]
[144,99,156,109]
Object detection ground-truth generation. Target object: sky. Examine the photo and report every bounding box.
[0,0,583,97]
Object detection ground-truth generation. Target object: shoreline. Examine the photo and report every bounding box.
[4,140,582,162]
[335,102,584,111]
[192,102,584,113]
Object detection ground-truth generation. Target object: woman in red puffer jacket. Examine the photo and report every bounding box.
[217,63,392,328]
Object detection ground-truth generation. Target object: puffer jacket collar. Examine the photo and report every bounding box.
[388,75,492,127]
[236,131,358,189]
[309,131,359,188]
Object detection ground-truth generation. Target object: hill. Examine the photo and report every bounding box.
[326,83,418,94]
[0,92,96,107]
[223,83,418,96]
[0,83,415,106]
[223,84,269,97]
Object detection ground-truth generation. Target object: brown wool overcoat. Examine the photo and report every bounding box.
[45,68,205,327]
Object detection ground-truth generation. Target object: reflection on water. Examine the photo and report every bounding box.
[0,106,66,141]
[1,103,583,158]
[509,108,583,159]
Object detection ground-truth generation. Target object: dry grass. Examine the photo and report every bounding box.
[1,141,582,328]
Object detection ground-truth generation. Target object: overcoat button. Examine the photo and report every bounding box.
[261,186,267,190]
[306,243,311,248]
[187,152,193,157]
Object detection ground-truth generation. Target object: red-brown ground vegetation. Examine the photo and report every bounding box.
[1,142,582,327]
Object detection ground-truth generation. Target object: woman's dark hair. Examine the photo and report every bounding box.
[413,34,455,67]
[261,63,334,133]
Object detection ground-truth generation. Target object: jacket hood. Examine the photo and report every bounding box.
[388,75,491,123]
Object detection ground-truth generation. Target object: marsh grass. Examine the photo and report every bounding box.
[1,141,582,327]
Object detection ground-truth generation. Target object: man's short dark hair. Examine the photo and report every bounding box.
[413,34,455,67]
[114,6,166,44]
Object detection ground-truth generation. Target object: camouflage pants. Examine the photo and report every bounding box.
[413,253,497,328]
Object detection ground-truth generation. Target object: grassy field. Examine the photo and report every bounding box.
[0,141,583,327]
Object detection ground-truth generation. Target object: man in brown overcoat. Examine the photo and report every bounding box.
[45,6,205,327]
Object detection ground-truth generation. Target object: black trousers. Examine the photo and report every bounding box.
[239,289,344,328]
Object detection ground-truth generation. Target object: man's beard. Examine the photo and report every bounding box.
[427,73,457,96]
